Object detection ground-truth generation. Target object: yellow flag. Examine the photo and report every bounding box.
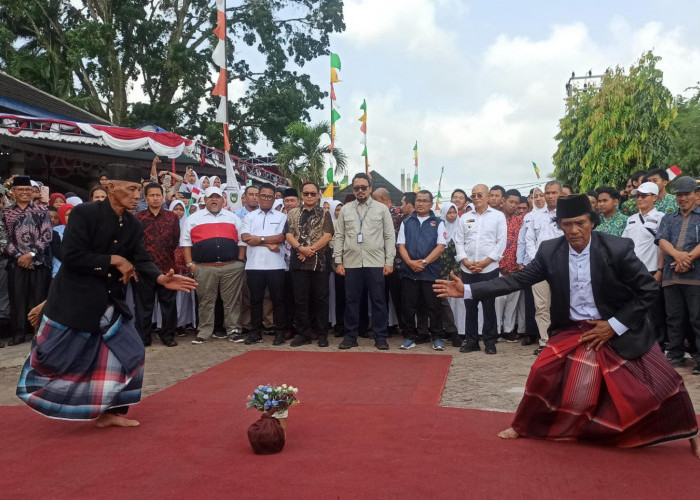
[322,182,333,198]
[331,68,340,83]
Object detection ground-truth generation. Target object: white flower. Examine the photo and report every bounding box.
[291,387,298,393]
[281,384,287,389]
[263,395,269,400]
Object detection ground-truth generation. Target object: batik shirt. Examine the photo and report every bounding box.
[595,212,628,237]
[2,201,52,267]
[621,194,678,216]
[655,206,700,286]
[499,213,524,274]
[284,206,334,272]
[135,208,180,273]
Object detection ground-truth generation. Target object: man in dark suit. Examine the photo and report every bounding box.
[17,164,197,428]
[435,194,699,458]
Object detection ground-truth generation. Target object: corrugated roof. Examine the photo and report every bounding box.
[0,71,112,125]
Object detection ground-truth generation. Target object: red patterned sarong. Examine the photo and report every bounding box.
[512,324,698,447]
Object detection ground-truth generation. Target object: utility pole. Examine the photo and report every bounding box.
[565,70,605,98]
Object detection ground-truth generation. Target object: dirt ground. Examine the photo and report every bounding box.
[2,333,699,412]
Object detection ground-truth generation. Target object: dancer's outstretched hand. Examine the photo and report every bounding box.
[433,272,464,298]
[158,269,198,293]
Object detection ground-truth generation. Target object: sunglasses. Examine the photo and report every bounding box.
[471,193,485,199]
[635,193,654,199]
[258,194,274,200]
[353,185,369,192]
[302,192,318,197]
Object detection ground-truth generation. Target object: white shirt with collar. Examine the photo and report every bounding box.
[526,207,563,261]
[621,208,663,272]
[464,238,628,335]
[241,208,287,270]
[453,206,507,274]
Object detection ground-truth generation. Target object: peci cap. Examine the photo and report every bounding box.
[105,163,143,184]
[11,175,32,188]
[556,194,593,219]
[631,182,659,196]
[204,186,223,197]
[673,176,699,194]
[283,188,299,198]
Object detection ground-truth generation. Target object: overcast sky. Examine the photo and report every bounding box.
[245,0,700,197]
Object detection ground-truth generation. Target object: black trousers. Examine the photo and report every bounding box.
[8,263,50,338]
[292,270,329,339]
[664,284,700,364]
[648,272,667,346]
[401,278,444,340]
[335,273,345,331]
[344,267,388,341]
[522,286,539,339]
[134,278,177,342]
[284,271,295,331]
[462,269,499,348]
[247,269,286,336]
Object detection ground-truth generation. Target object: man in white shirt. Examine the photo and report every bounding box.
[621,181,665,346]
[240,183,288,345]
[525,180,563,354]
[453,183,507,354]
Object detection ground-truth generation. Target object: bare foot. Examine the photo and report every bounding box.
[691,435,700,459]
[94,413,140,428]
[498,427,519,439]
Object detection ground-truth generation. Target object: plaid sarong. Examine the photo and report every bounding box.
[512,324,698,448]
[16,308,145,421]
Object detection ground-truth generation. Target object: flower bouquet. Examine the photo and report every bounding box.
[246,384,300,454]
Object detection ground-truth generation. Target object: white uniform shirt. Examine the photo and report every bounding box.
[526,207,563,261]
[454,206,507,274]
[396,217,447,245]
[241,208,287,270]
[621,208,663,272]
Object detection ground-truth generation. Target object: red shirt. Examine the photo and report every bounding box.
[135,208,180,273]
[499,213,523,274]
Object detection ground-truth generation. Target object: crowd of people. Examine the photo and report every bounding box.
[0,164,699,378]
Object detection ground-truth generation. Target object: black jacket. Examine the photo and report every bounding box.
[471,232,658,359]
[43,200,161,333]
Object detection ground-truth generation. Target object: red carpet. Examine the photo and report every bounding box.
[1,351,698,499]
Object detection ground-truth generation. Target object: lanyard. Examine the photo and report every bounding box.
[355,200,371,233]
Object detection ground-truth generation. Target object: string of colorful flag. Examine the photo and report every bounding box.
[323,53,342,199]
[412,141,419,193]
[359,99,369,176]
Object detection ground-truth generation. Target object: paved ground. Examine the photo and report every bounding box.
[1,333,699,412]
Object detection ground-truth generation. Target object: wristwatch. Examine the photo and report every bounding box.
[422,259,428,266]
[30,251,36,257]
[185,262,194,268]
[261,236,266,243]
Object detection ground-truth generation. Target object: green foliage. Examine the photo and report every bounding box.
[0,0,345,155]
[275,121,347,191]
[553,51,676,191]
[669,86,700,178]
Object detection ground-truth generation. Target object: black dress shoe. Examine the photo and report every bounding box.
[317,335,329,348]
[272,333,286,346]
[533,346,546,356]
[501,331,518,343]
[485,345,497,354]
[451,334,462,348]
[338,339,358,350]
[521,336,537,346]
[290,335,311,347]
[158,334,178,347]
[141,334,152,347]
[374,339,389,350]
[459,341,480,353]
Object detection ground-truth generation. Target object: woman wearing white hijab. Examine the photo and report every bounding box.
[180,168,199,194]
[440,202,465,342]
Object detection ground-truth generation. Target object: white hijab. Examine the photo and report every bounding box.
[441,202,459,242]
[198,175,211,191]
[169,200,187,233]
[273,199,284,212]
[181,170,199,193]
[329,200,343,222]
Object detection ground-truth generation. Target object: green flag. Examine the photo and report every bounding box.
[360,99,366,111]
[361,146,367,156]
[327,167,334,183]
[331,109,341,123]
[330,53,341,70]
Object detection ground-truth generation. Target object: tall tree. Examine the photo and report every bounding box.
[276,121,347,191]
[553,51,676,191]
[669,86,700,178]
[0,0,345,155]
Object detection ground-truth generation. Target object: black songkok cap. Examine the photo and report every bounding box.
[11,175,32,187]
[557,194,593,219]
[105,164,143,184]
[283,188,299,198]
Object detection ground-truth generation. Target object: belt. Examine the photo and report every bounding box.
[200,261,235,267]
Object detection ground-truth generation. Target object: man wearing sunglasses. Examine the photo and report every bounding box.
[285,182,334,347]
[333,173,396,350]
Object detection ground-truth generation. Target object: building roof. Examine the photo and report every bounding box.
[0,71,112,125]
[335,170,405,206]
